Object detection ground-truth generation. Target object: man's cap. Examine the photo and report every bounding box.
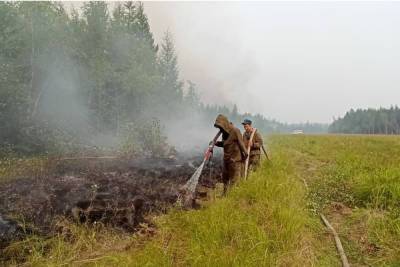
[241,119,252,125]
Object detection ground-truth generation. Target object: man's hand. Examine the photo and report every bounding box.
[215,141,224,147]
[242,151,249,161]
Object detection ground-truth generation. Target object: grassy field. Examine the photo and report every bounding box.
[2,135,400,266]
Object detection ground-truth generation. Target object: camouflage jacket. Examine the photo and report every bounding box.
[214,114,248,162]
[243,129,263,156]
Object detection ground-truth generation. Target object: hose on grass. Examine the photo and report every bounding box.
[320,214,350,267]
[301,177,350,267]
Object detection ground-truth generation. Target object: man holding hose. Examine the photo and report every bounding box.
[242,119,263,172]
[213,114,248,193]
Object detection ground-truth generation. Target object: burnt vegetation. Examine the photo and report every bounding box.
[0,156,222,249]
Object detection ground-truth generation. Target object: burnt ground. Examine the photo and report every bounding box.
[0,154,222,249]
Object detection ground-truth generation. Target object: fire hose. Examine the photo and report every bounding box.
[182,129,270,204]
[183,131,222,194]
[244,128,257,179]
[244,128,271,179]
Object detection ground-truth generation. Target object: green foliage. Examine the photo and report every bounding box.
[119,118,172,158]
[158,30,184,110]
[0,2,179,155]
[330,106,400,134]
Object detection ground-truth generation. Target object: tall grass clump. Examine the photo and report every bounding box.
[273,134,400,265]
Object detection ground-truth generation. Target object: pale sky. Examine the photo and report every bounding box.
[143,1,400,123]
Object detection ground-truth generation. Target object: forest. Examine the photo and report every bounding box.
[0,1,330,157]
[329,106,400,134]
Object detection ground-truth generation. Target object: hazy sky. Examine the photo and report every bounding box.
[143,1,400,123]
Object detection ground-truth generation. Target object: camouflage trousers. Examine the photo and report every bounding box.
[241,154,261,177]
[222,160,242,194]
[248,154,261,172]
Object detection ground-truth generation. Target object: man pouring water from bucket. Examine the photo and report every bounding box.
[213,114,248,194]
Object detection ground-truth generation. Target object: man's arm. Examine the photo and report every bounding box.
[252,131,263,149]
[236,129,248,159]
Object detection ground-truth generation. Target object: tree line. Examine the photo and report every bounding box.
[0,2,328,156]
[329,106,400,135]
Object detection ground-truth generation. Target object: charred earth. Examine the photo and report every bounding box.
[0,154,222,248]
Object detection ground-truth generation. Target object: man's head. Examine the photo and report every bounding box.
[241,119,253,133]
[214,114,230,134]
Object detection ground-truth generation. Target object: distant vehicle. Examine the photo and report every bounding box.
[291,130,304,135]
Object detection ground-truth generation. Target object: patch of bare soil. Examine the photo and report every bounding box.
[0,155,222,248]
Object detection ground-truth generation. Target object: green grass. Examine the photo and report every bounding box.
[3,134,400,266]
[275,134,400,266]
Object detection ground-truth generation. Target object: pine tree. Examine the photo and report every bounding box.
[185,80,200,109]
[158,31,183,111]
[81,2,114,131]
[134,2,157,51]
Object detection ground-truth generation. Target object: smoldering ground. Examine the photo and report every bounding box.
[0,155,222,249]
